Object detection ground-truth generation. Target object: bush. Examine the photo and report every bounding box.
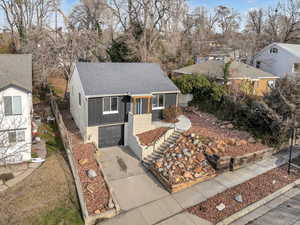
[163,105,182,123]
[173,74,211,94]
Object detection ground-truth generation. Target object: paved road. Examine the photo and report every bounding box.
[247,192,300,225]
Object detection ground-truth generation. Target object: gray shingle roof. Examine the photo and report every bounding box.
[229,61,279,79]
[0,54,32,92]
[76,63,179,96]
[173,61,224,79]
[174,60,279,80]
[276,43,300,58]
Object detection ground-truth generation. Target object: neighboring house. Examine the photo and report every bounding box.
[173,60,279,96]
[194,47,244,64]
[0,54,32,164]
[69,63,180,153]
[253,43,300,78]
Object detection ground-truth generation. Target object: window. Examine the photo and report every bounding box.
[78,93,81,105]
[268,80,275,88]
[8,131,16,144]
[4,96,22,116]
[152,94,165,109]
[103,96,118,114]
[8,130,25,145]
[256,61,261,69]
[135,98,143,114]
[270,48,278,54]
[17,130,25,142]
[293,63,300,73]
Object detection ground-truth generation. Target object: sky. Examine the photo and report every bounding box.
[61,0,278,14]
[0,0,278,29]
[187,0,276,12]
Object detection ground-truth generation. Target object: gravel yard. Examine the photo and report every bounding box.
[61,110,110,215]
[186,111,268,157]
[187,165,300,224]
[137,127,170,146]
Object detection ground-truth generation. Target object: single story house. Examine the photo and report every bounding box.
[0,54,32,164]
[173,60,280,96]
[69,63,180,153]
[253,43,300,78]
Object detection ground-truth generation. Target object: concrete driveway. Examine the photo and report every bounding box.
[97,146,169,211]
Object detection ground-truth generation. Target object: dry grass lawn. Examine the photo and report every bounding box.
[0,153,83,225]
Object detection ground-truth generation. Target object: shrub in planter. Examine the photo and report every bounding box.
[163,105,183,123]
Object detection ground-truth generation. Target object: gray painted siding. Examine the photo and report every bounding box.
[165,93,177,107]
[88,96,130,126]
[152,93,177,121]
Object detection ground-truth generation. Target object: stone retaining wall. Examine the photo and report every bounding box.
[206,147,280,172]
[50,93,119,225]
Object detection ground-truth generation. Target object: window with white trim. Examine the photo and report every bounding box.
[268,80,275,88]
[152,94,164,110]
[256,61,261,69]
[293,63,300,73]
[4,96,22,116]
[270,48,278,54]
[103,96,118,114]
[8,130,25,145]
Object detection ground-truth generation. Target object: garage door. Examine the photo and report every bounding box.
[99,125,124,148]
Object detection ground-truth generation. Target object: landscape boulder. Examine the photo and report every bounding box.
[234,194,243,203]
[87,169,97,178]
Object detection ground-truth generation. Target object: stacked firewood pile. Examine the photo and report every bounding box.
[152,132,216,185]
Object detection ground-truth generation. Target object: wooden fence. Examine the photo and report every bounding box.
[49,92,89,221]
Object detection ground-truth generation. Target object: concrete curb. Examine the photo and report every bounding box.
[216,178,300,225]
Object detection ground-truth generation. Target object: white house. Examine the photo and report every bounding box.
[253,43,300,78]
[0,54,32,164]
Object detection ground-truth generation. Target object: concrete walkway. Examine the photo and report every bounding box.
[0,140,46,192]
[230,186,300,225]
[97,146,300,225]
[152,115,192,131]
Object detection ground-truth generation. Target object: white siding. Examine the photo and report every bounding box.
[0,87,32,163]
[253,44,300,78]
[70,66,88,141]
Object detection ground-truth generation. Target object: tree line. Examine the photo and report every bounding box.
[0,0,299,88]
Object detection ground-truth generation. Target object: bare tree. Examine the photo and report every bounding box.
[0,0,57,45]
[109,0,187,61]
[265,0,300,43]
[69,0,109,34]
[247,8,264,37]
[215,5,241,37]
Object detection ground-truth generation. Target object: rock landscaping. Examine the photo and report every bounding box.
[186,111,268,157]
[149,109,284,193]
[150,132,216,193]
[61,110,110,216]
[186,111,279,171]
[187,165,300,224]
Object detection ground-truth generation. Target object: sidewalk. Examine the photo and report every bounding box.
[98,147,300,225]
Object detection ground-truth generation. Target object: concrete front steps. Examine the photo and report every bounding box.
[143,130,182,169]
